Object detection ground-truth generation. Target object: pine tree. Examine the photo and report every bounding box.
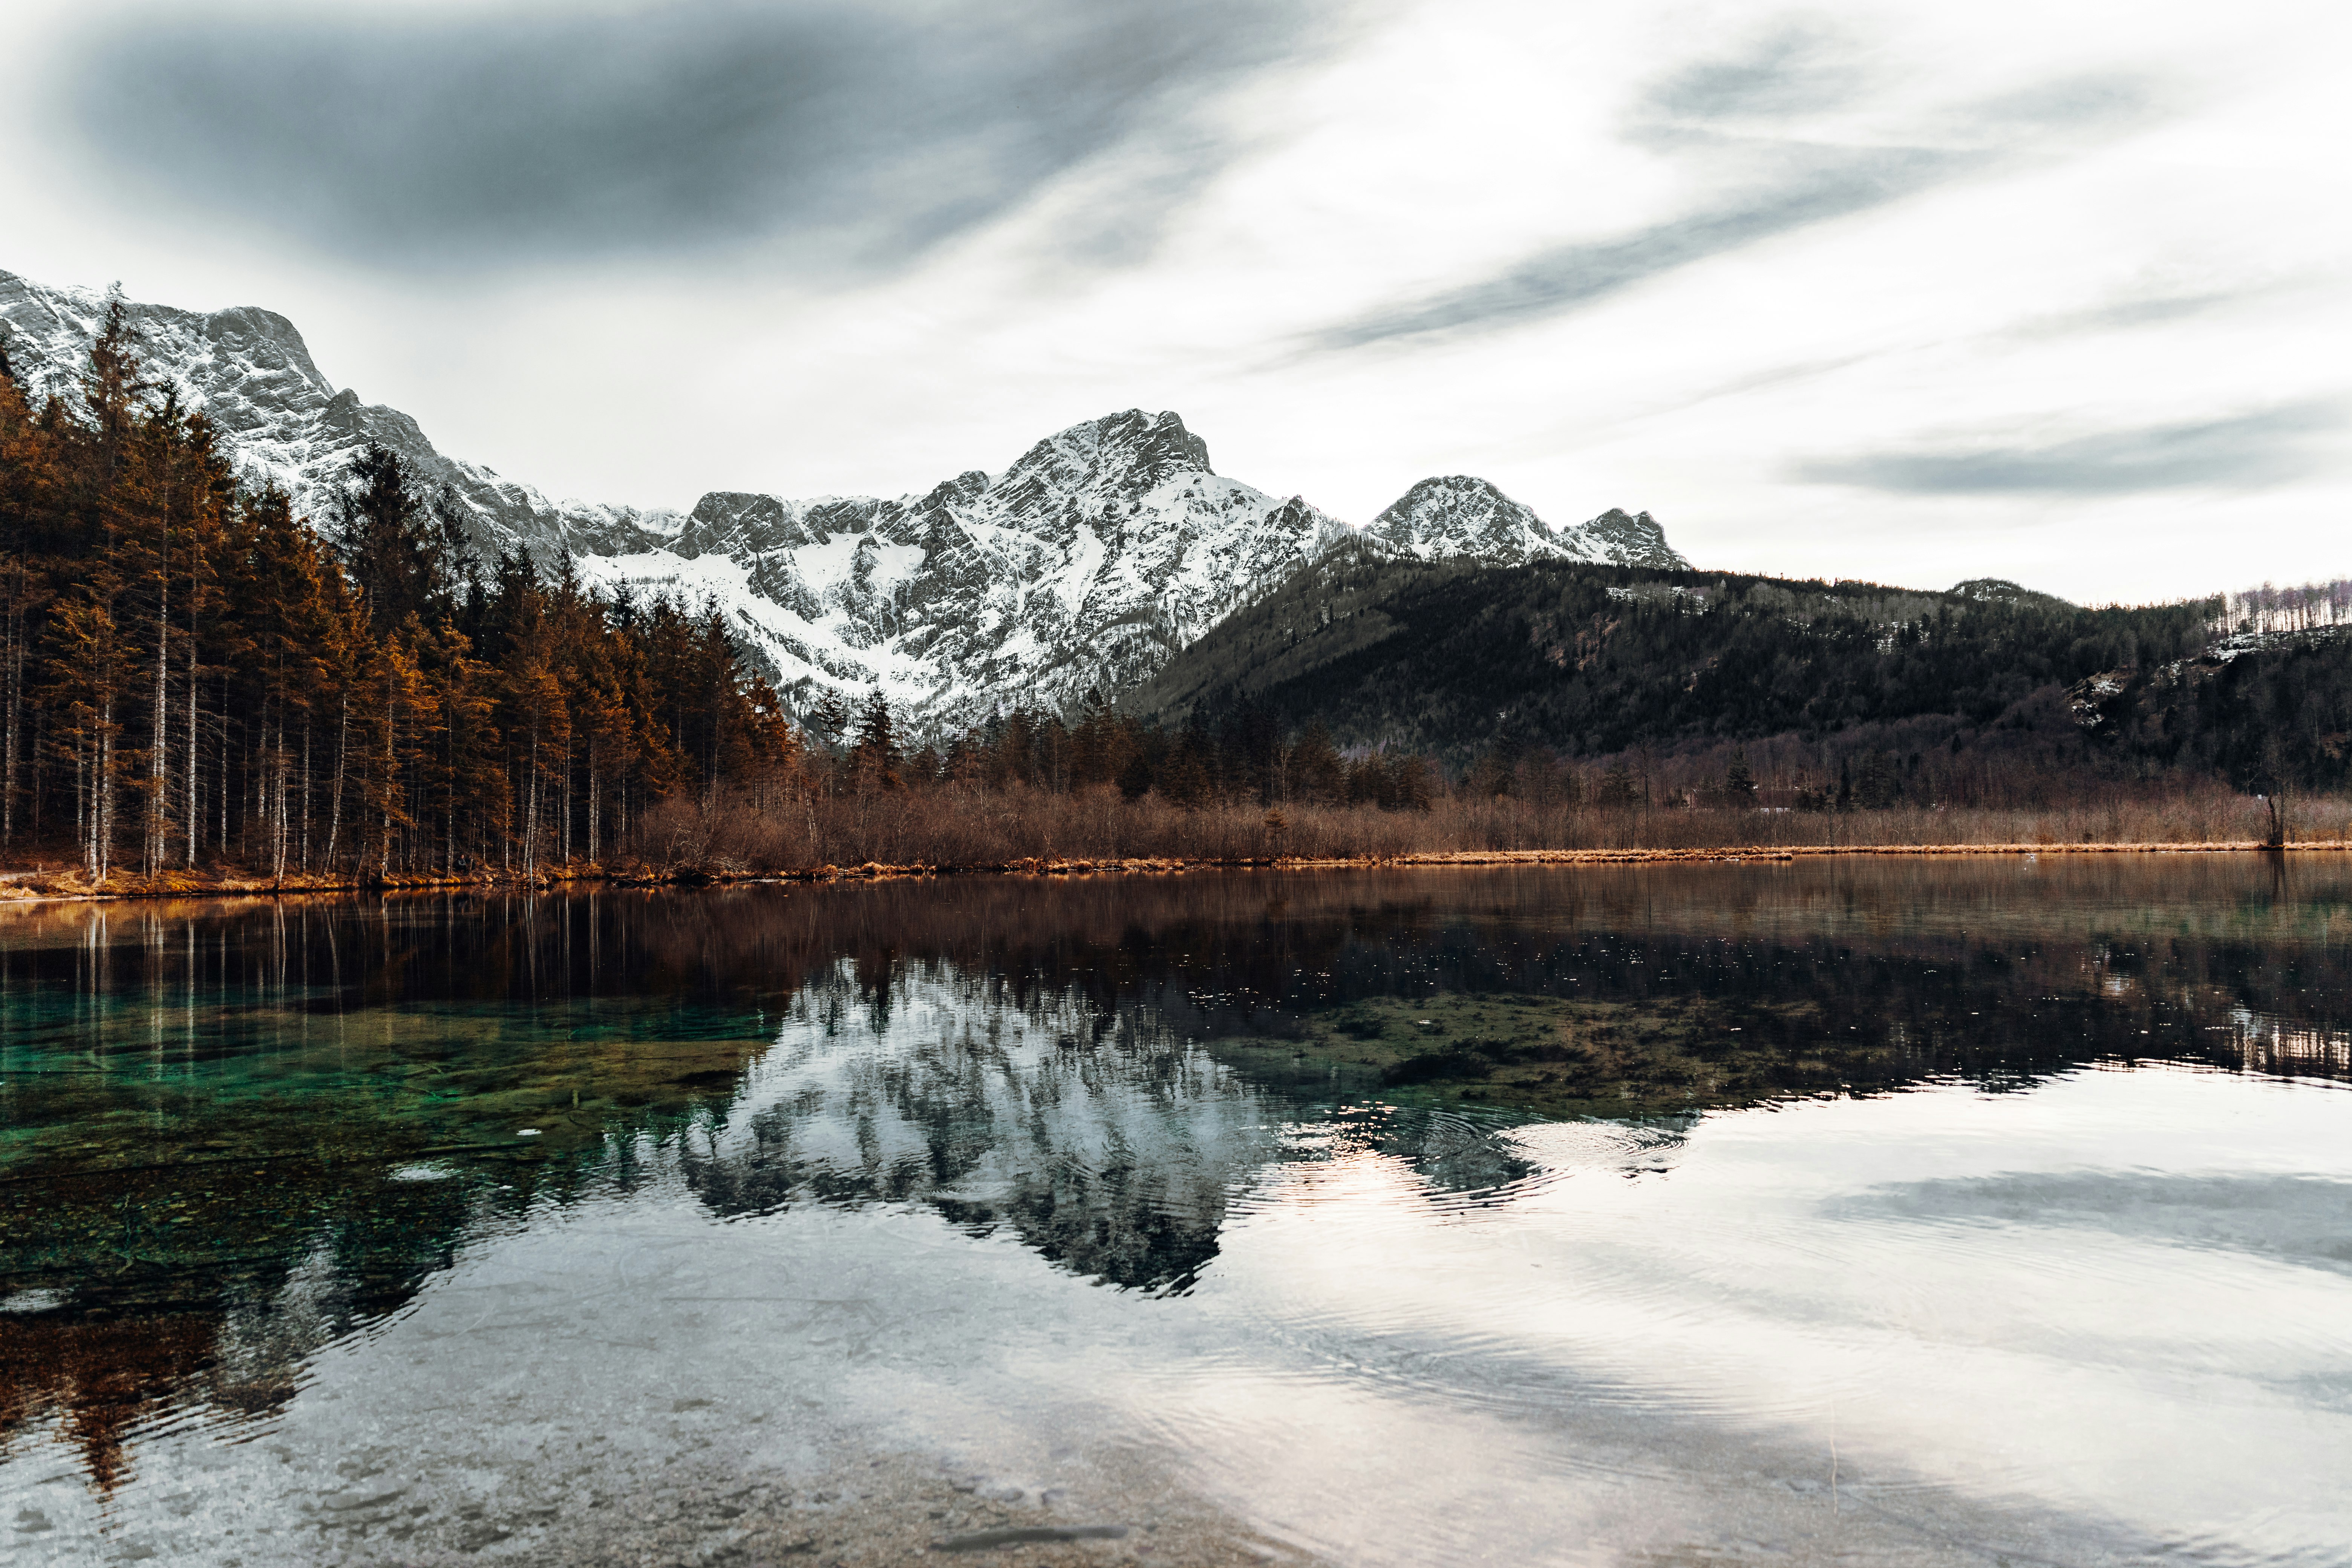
[847,689,901,791]
[1856,751,1900,810]
[1288,722,1344,804]
[339,444,461,638]
[1724,749,1757,807]
[807,689,849,753]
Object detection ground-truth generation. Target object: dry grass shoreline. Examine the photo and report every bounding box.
[10,778,2340,903]
[0,835,2343,903]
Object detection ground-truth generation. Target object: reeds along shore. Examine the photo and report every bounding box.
[3,778,2341,899]
[616,780,2344,874]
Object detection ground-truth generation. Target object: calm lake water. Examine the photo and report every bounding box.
[3,858,2350,1566]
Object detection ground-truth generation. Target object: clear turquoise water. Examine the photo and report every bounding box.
[3,859,2349,1564]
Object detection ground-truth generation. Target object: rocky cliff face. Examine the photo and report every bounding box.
[2,268,1689,730]
[1369,475,1687,569]
[580,409,1351,727]
[0,269,668,559]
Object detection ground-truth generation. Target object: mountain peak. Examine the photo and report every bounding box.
[1368,477,1690,570]
[1370,474,1556,564]
[1570,508,1685,570]
[1001,409,1213,498]
[1386,474,1528,515]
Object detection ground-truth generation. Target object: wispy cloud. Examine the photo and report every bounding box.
[1795,401,2342,495]
[61,0,1340,275]
[1309,145,1975,350]
[1305,18,2158,354]
[2002,280,2298,341]
[1635,20,1868,134]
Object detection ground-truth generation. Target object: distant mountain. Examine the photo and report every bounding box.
[1121,545,2210,764]
[0,269,666,560]
[1369,475,1686,569]
[590,409,1352,727]
[1,267,1689,730]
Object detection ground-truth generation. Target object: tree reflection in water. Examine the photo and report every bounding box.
[4,855,2350,1488]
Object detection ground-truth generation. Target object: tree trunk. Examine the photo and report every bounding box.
[94,700,115,884]
[2,557,20,847]
[150,573,169,876]
[185,626,199,868]
[444,708,455,876]
[219,672,230,854]
[325,696,348,868]
[273,721,290,882]
[301,719,312,871]
[381,663,396,877]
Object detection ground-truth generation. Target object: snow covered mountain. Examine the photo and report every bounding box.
[2,268,1689,730]
[580,410,1350,727]
[0,269,667,559]
[1369,475,1687,569]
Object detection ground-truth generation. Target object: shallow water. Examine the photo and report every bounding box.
[3,857,2350,1565]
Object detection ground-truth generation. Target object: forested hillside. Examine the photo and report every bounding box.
[1119,540,2352,798]
[2075,630,2352,796]
[0,300,798,883]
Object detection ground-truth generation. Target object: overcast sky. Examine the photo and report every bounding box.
[8,0,2347,602]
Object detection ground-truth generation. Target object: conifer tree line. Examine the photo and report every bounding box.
[851,699,1439,812]
[0,298,800,882]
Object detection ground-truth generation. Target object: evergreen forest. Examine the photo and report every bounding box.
[0,301,800,883]
[1127,539,2352,800]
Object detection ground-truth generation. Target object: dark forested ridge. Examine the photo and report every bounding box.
[1124,540,2201,755]
[1121,538,2352,797]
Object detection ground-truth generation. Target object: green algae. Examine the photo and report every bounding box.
[1210,977,2139,1122]
[0,992,772,1320]
[1209,991,1859,1120]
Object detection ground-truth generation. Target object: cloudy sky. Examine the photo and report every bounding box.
[7,0,2346,602]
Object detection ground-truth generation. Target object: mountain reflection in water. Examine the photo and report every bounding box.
[1,856,2349,1559]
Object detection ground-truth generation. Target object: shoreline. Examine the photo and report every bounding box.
[0,837,2340,904]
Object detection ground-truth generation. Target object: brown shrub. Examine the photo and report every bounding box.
[627,778,2342,872]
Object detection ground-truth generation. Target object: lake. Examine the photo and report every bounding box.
[3,858,2349,1566]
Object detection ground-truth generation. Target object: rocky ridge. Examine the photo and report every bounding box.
[1369,475,1685,569]
[1,268,1687,730]
[585,409,1354,727]
[0,268,667,559]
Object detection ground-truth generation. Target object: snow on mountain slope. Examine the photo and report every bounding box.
[2,268,1690,732]
[576,409,1352,729]
[0,269,669,558]
[1369,475,1687,569]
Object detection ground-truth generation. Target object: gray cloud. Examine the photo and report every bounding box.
[2023,291,2244,335]
[1795,401,2342,495]
[1637,21,1867,130]
[2004,279,2302,342]
[1307,15,2157,353]
[1311,145,1975,349]
[63,0,1338,274]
